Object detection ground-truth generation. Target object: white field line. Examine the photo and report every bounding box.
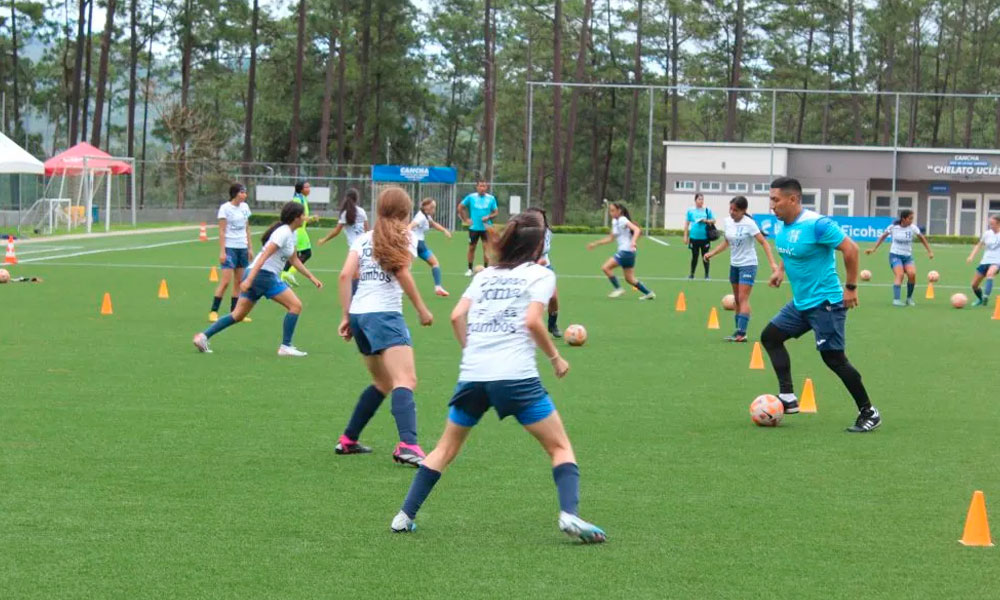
[646,237,671,247]
[17,224,211,244]
[18,236,220,263]
[15,246,84,256]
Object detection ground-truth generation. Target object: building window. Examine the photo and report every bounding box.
[873,194,892,217]
[801,188,820,212]
[829,189,854,217]
[700,181,722,192]
[958,197,980,236]
[752,183,769,194]
[726,182,748,194]
[674,180,695,191]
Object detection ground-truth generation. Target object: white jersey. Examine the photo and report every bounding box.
[412,211,432,241]
[250,224,296,275]
[339,207,368,246]
[458,263,557,382]
[724,216,761,267]
[612,216,634,252]
[349,230,418,315]
[980,229,1000,264]
[541,229,552,263]
[886,223,922,256]
[217,201,251,249]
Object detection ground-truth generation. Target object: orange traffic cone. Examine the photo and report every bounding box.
[749,342,765,370]
[959,490,994,547]
[4,236,17,264]
[158,279,169,299]
[925,282,935,300]
[992,298,1000,321]
[799,378,817,413]
[707,307,720,329]
[675,292,687,312]
[209,266,219,282]
[198,223,208,242]
[100,292,113,315]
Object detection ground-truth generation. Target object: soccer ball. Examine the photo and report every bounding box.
[749,394,784,427]
[721,294,737,310]
[0,268,8,284]
[928,270,940,283]
[860,269,872,281]
[951,293,968,309]
[473,265,485,274]
[564,324,587,346]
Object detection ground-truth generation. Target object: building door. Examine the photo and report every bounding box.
[927,196,950,235]
[956,193,981,236]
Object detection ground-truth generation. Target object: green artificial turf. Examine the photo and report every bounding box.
[2,228,998,599]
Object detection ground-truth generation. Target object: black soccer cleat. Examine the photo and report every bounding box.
[846,406,881,433]
[549,325,563,338]
[779,396,800,415]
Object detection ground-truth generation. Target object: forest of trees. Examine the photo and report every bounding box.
[2,0,1000,219]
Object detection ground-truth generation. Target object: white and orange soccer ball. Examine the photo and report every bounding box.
[860,269,872,281]
[0,268,9,283]
[951,293,968,309]
[928,270,940,283]
[721,294,737,311]
[564,324,587,346]
[749,394,784,427]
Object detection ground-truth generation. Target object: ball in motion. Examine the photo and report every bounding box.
[473,264,485,274]
[951,293,968,309]
[721,294,737,311]
[860,269,872,281]
[0,268,9,284]
[749,394,784,427]
[564,324,587,347]
[927,270,940,283]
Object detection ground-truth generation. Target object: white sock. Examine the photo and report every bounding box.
[779,393,797,402]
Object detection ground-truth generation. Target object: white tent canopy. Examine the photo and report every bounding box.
[0,130,43,175]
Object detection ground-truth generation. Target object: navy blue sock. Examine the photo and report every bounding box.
[974,286,983,300]
[893,285,901,300]
[736,313,750,334]
[548,311,558,329]
[431,266,442,286]
[402,465,441,519]
[986,279,994,297]
[608,276,620,290]
[231,297,238,312]
[203,314,236,338]
[210,296,222,312]
[282,313,299,346]
[351,278,359,296]
[390,387,418,444]
[906,283,915,299]
[344,385,386,440]
[552,462,580,515]
[635,280,651,294]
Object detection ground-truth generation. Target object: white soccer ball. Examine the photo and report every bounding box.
[928,270,940,283]
[721,294,737,310]
[750,394,784,427]
[860,269,872,281]
[0,268,9,284]
[564,324,587,347]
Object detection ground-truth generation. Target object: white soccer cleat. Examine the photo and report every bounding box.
[391,510,416,533]
[464,268,473,277]
[434,285,450,297]
[639,291,657,301]
[277,345,308,357]
[193,333,212,353]
[608,289,625,298]
[558,511,606,543]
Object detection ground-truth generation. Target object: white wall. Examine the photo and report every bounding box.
[665,145,788,176]
[663,194,771,229]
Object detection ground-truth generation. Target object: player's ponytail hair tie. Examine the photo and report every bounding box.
[373,186,414,273]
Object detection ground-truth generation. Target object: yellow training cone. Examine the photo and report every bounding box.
[925,282,935,300]
[707,307,720,329]
[959,490,994,547]
[992,299,1000,320]
[209,266,219,282]
[749,342,765,370]
[675,292,687,312]
[799,378,817,413]
[100,292,113,315]
[158,279,169,299]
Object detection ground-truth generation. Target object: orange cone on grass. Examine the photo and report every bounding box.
[925,282,935,300]
[4,236,17,264]
[675,292,687,312]
[799,378,817,413]
[158,279,169,299]
[100,293,113,315]
[992,298,1000,320]
[749,342,765,370]
[707,306,720,329]
[959,490,994,547]
[198,223,208,242]
[209,266,219,282]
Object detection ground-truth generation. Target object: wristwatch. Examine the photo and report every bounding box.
[845,283,857,291]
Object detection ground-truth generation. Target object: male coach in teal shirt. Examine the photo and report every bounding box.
[458,178,498,276]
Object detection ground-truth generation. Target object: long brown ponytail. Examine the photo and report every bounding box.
[372,186,414,272]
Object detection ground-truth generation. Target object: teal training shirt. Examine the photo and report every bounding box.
[461,193,498,231]
[686,207,713,240]
[774,209,847,310]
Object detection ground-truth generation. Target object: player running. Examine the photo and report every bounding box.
[966,214,1000,307]
[409,198,452,297]
[865,209,933,306]
[586,202,655,300]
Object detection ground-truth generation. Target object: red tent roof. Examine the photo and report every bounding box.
[44,142,132,176]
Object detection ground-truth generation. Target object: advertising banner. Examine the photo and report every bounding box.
[754,214,893,242]
[371,165,457,184]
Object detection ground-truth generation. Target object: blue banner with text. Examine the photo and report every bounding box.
[753,214,893,242]
[371,165,457,184]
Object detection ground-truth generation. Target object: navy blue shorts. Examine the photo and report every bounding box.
[468,230,488,244]
[729,265,758,286]
[447,378,555,427]
[416,240,433,261]
[613,250,636,269]
[222,247,249,270]
[889,253,914,269]
[239,270,288,302]
[349,311,411,356]
[976,263,1000,276]
[770,300,847,352]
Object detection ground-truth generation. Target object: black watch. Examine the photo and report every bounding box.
[845,283,857,291]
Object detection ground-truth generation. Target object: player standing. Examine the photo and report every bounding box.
[966,214,1000,307]
[209,183,254,323]
[457,178,498,275]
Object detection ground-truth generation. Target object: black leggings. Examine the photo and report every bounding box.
[689,240,710,277]
[283,248,312,272]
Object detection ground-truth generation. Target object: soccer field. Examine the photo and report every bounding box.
[3,228,997,599]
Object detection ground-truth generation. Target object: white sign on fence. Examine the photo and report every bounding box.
[509,195,521,215]
[254,185,331,204]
